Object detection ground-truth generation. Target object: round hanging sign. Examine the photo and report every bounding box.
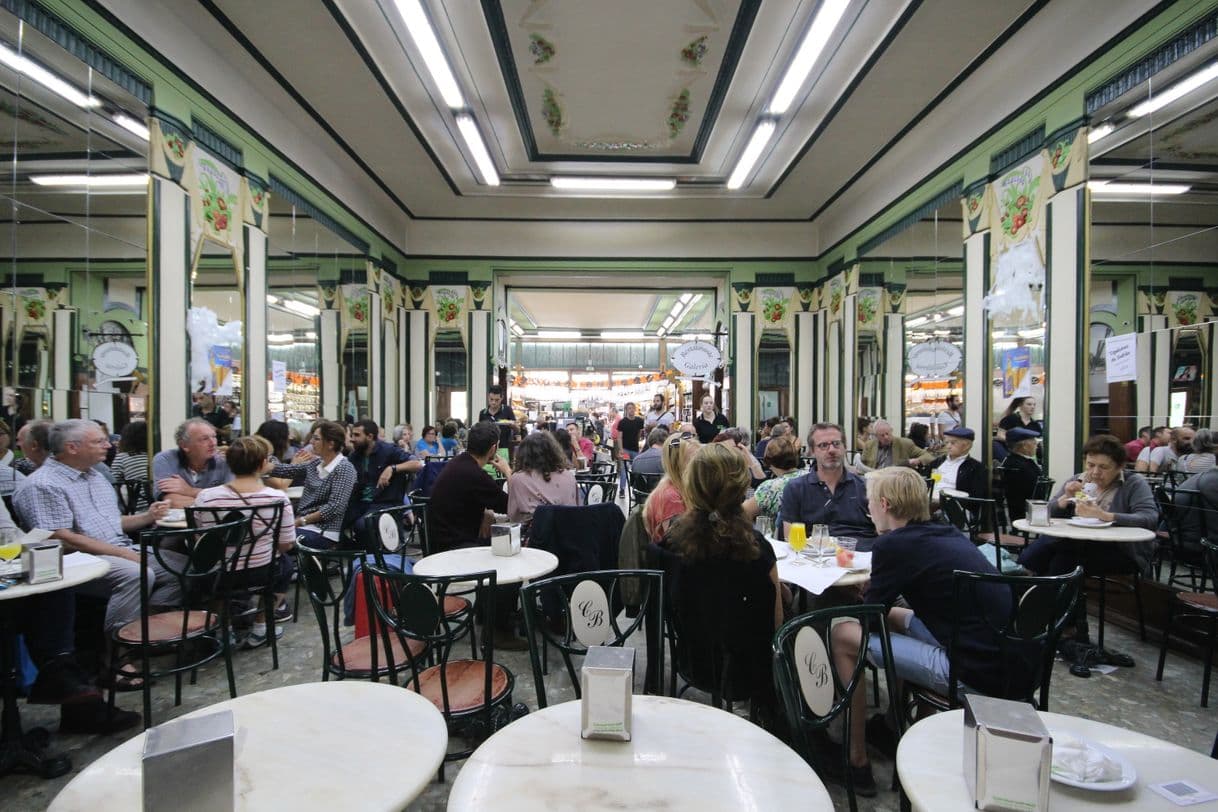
[669,341,722,378]
[92,342,139,377]
[906,340,962,379]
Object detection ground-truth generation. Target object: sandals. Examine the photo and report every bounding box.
[98,667,152,692]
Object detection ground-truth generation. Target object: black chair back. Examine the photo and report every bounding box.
[362,503,420,567]
[941,493,1005,570]
[520,569,664,708]
[773,605,900,812]
[114,480,152,515]
[295,544,367,679]
[628,470,663,507]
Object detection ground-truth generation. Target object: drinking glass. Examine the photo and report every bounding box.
[788,522,807,556]
[0,529,21,563]
[810,524,830,565]
[755,516,774,539]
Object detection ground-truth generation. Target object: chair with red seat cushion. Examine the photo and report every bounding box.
[363,564,516,779]
[108,518,248,729]
[1156,538,1218,707]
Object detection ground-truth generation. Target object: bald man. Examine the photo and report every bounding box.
[858,420,934,471]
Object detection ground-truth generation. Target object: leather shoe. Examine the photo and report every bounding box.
[59,701,141,735]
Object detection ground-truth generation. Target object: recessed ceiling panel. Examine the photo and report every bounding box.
[487,0,755,162]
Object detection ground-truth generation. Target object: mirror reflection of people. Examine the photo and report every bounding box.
[858,420,934,471]
[1000,427,1042,522]
[996,397,1042,444]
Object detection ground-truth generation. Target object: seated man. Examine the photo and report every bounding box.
[14,419,174,690]
[428,421,513,553]
[629,427,670,476]
[857,419,935,472]
[831,467,1017,796]
[780,422,876,549]
[344,419,421,534]
[1001,427,1042,521]
[1175,467,1218,558]
[152,418,233,508]
[13,418,53,474]
[929,427,986,501]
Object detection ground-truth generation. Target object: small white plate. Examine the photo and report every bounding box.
[1068,517,1113,528]
[163,509,186,522]
[1049,730,1137,791]
[765,536,788,559]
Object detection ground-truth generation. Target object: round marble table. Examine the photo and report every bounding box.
[447,695,833,810]
[2,553,110,778]
[898,708,1218,810]
[413,546,558,585]
[49,681,447,811]
[1012,518,1155,543]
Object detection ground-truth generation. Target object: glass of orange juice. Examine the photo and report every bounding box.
[0,529,22,563]
[788,522,807,556]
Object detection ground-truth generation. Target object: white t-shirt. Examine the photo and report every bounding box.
[1149,445,1179,470]
[937,409,961,429]
[644,409,675,429]
[933,455,967,496]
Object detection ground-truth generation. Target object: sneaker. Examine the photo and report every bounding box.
[866,713,899,759]
[27,657,101,705]
[59,701,141,735]
[241,624,285,649]
[849,763,878,798]
[273,601,293,623]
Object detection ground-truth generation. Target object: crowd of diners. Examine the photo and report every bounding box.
[5,384,1215,797]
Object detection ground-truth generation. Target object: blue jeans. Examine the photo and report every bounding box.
[867,615,953,696]
[618,449,638,494]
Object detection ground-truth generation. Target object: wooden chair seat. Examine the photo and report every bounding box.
[335,634,425,672]
[1179,592,1218,613]
[410,660,510,713]
[443,595,471,616]
[977,531,1029,548]
[116,610,219,644]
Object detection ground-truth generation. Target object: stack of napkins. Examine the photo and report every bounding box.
[1051,734,1123,783]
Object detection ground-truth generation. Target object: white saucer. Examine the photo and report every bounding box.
[1048,729,1137,791]
[1068,517,1113,528]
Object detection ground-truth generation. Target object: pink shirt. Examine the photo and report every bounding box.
[193,485,295,569]
[507,469,579,524]
[577,437,595,461]
[643,479,686,542]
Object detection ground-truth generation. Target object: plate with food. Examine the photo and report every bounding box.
[1048,729,1136,791]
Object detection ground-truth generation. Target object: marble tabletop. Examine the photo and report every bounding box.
[898,708,1217,810]
[283,486,304,500]
[1012,518,1155,542]
[413,546,558,585]
[447,695,833,810]
[49,681,447,812]
[0,552,108,601]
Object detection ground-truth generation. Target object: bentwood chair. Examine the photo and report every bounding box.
[187,502,287,670]
[113,479,152,515]
[906,567,1082,716]
[520,569,664,708]
[773,605,902,812]
[627,468,663,511]
[940,493,1024,571]
[1156,539,1218,707]
[363,564,517,779]
[109,518,248,729]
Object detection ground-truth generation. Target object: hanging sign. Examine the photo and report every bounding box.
[669,340,722,379]
[92,342,139,378]
[1104,333,1136,383]
[906,340,961,379]
[1002,346,1032,397]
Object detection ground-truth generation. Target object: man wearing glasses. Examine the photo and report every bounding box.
[779,422,876,549]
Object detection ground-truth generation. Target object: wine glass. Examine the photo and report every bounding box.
[0,529,22,564]
[788,522,807,557]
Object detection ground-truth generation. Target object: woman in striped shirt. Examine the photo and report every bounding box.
[269,420,357,549]
[111,420,150,511]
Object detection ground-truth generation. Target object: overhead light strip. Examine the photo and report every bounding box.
[727,120,777,190]
[1087,181,1190,196]
[394,0,465,108]
[455,114,499,186]
[1087,122,1114,143]
[550,177,675,192]
[536,330,581,339]
[768,0,851,114]
[113,113,150,140]
[1127,61,1218,118]
[30,173,148,187]
[0,42,100,108]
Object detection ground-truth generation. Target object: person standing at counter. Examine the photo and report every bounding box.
[478,385,517,452]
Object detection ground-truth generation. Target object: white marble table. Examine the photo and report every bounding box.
[898,709,1217,810]
[413,546,558,585]
[447,695,833,810]
[49,681,447,811]
[1012,518,1155,542]
[0,552,109,600]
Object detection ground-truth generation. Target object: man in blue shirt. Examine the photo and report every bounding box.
[779,422,876,548]
[152,418,232,507]
[344,419,421,534]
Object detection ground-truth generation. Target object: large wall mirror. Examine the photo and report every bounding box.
[1088,40,1218,440]
[859,198,963,447]
[0,11,149,447]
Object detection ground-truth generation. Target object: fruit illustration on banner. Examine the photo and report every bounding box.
[760,289,787,324]
[435,288,463,325]
[999,170,1039,239]
[348,296,368,324]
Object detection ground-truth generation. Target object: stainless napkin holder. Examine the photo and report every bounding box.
[1026,500,1051,526]
[143,709,235,812]
[581,646,634,741]
[490,522,521,556]
[963,694,1051,812]
[22,539,62,584]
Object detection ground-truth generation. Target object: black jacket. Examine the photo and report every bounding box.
[1001,453,1042,521]
[931,455,988,500]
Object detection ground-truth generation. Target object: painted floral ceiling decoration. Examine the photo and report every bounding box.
[493,0,746,158]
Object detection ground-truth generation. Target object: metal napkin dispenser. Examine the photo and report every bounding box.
[1026,500,1051,526]
[490,522,521,556]
[963,695,1051,812]
[581,645,634,741]
[143,709,235,812]
[22,534,61,585]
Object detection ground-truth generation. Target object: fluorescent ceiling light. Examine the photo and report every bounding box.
[656,327,667,337]
[669,303,685,319]
[0,42,100,108]
[305,331,317,339]
[932,330,951,337]
[537,330,581,339]
[393,0,465,108]
[113,113,149,140]
[600,331,645,339]
[1087,122,1114,143]
[679,293,694,305]
[266,294,280,305]
[907,316,929,327]
[511,325,524,336]
[1088,181,1190,196]
[455,113,499,186]
[1127,61,1218,117]
[1018,327,1045,338]
[932,313,943,322]
[284,300,320,318]
[681,333,714,341]
[767,0,851,114]
[550,177,676,192]
[727,120,777,190]
[662,316,674,328]
[946,305,964,317]
[267,333,294,344]
[30,173,147,188]
[994,340,1019,350]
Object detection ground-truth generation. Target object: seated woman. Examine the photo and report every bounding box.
[255,419,296,490]
[109,420,149,510]
[643,433,700,543]
[1018,433,1157,592]
[507,431,578,527]
[667,443,783,719]
[554,427,586,471]
[269,420,357,549]
[414,425,442,458]
[569,422,596,466]
[193,436,296,646]
[1178,428,1217,474]
[744,435,803,524]
[440,420,461,456]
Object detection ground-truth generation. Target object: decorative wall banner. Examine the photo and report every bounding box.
[149,116,188,184]
[470,282,489,311]
[961,181,989,237]
[432,286,469,342]
[856,287,882,333]
[984,153,1049,328]
[797,285,817,312]
[244,176,269,230]
[1164,291,1210,327]
[189,148,244,263]
[1047,125,1088,193]
[731,282,754,312]
[379,271,402,319]
[826,275,845,321]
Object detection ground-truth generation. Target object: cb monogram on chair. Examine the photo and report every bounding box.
[570,580,613,647]
[793,626,835,715]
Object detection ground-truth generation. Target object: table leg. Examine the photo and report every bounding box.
[0,606,72,779]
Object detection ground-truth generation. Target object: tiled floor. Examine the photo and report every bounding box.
[8,596,1217,811]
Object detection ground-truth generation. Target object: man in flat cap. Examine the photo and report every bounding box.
[929,426,987,500]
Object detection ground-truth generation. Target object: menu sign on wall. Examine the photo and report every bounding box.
[906,340,961,379]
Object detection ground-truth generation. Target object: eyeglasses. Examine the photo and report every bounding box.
[814,440,844,450]
[667,433,694,446]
